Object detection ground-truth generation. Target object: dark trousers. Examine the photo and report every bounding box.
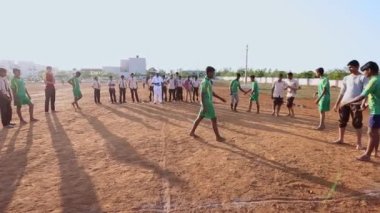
[176,87,183,101]
[169,89,176,101]
[130,89,139,103]
[94,89,101,104]
[162,86,168,102]
[339,104,363,129]
[193,87,199,101]
[0,96,12,127]
[119,87,126,103]
[45,87,56,112]
[109,88,117,103]
[149,86,154,102]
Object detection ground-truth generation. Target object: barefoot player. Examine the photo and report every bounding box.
[245,75,260,114]
[314,67,330,130]
[229,73,247,112]
[68,71,82,111]
[190,66,226,142]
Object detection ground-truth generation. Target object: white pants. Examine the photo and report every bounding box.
[153,86,162,103]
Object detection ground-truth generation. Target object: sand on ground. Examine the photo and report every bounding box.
[0,82,379,212]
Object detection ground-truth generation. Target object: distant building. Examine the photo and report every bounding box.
[102,66,121,74]
[120,55,146,75]
[80,68,103,76]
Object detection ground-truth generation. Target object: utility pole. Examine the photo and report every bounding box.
[245,44,249,84]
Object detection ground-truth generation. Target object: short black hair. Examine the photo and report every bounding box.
[279,73,283,78]
[287,72,293,76]
[121,75,125,78]
[316,67,324,75]
[361,61,379,74]
[76,71,81,76]
[347,60,360,67]
[0,68,7,72]
[250,75,255,79]
[206,66,215,73]
[13,68,20,73]
[236,73,241,77]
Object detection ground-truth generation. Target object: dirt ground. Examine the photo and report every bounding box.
[0,82,379,213]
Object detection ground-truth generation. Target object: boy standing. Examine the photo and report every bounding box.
[44,66,56,112]
[229,73,247,112]
[108,76,117,104]
[168,74,176,102]
[68,71,83,111]
[0,68,14,128]
[11,69,38,124]
[245,75,260,114]
[285,72,300,117]
[333,60,368,149]
[192,76,200,102]
[119,75,127,103]
[148,75,154,102]
[314,67,330,130]
[128,73,140,103]
[271,73,287,116]
[152,72,163,104]
[177,76,184,101]
[341,61,379,161]
[92,76,101,104]
[189,66,226,142]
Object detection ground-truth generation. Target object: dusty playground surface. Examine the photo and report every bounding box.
[0,82,379,212]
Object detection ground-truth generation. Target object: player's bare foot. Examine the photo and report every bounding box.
[77,107,82,110]
[356,144,364,150]
[275,114,280,117]
[216,136,226,142]
[333,139,344,144]
[30,118,39,122]
[271,112,275,116]
[356,154,371,162]
[286,114,291,117]
[20,120,28,125]
[313,126,325,130]
[189,132,199,138]
[374,152,378,158]
[71,103,76,109]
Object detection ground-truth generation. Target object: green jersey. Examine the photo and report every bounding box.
[199,77,216,119]
[318,76,330,100]
[361,76,380,115]
[11,77,26,96]
[230,79,240,94]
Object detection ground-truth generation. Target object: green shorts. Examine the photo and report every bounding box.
[73,89,82,98]
[250,94,259,102]
[199,103,216,119]
[319,98,330,112]
[14,95,31,106]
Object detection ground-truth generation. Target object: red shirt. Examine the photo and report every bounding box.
[45,72,55,89]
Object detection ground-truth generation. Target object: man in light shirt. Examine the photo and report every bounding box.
[0,68,14,128]
[192,76,200,102]
[108,76,117,104]
[128,73,139,103]
[168,74,176,102]
[271,73,288,117]
[119,75,127,104]
[162,75,168,102]
[285,72,301,117]
[147,75,154,102]
[92,76,101,104]
[333,60,368,149]
[152,72,163,104]
[176,75,184,101]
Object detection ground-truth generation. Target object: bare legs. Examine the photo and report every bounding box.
[247,100,260,114]
[314,111,325,130]
[357,128,379,161]
[190,116,225,142]
[16,103,38,124]
[72,96,82,111]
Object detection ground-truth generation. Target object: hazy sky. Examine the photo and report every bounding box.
[0,0,379,72]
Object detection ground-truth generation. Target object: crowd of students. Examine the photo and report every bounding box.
[0,60,379,162]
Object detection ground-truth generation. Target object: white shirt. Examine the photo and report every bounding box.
[152,76,163,88]
[286,79,299,97]
[177,79,183,88]
[0,77,11,97]
[128,77,138,89]
[340,74,368,104]
[92,80,101,89]
[168,78,176,89]
[272,80,287,98]
[108,79,116,89]
[119,78,127,88]
[192,79,200,88]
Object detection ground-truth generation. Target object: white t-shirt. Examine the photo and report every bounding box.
[272,80,287,98]
[128,77,138,89]
[92,80,101,89]
[119,79,127,88]
[286,79,299,98]
[340,74,368,104]
[168,78,176,89]
[108,79,116,89]
[192,79,200,88]
[152,76,163,88]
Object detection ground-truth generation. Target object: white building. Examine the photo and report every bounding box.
[102,66,121,74]
[120,56,146,75]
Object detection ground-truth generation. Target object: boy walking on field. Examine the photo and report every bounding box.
[11,69,38,124]
[229,73,247,112]
[314,67,330,130]
[285,72,300,117]
[68,71,82,111]
[245,75,260,114]
[190,66,226,142]
[341,61,379,161]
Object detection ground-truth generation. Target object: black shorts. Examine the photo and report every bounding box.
[273,97,283,105]
[339,104,363,129]
[286,97,295,108]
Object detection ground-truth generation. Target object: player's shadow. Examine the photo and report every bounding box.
[101,105,158,130]
[0,128,9,152]
[0,125,32,212]
[46,114,102,213]
[78,111,185,187]
[194,137,364,198]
